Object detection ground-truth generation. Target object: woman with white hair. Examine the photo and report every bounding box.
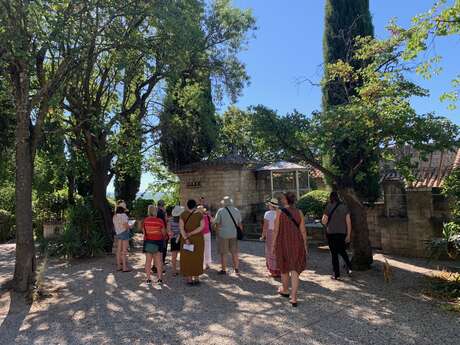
[143,205,167,284]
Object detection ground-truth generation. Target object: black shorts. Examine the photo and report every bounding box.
[170,237,180,252]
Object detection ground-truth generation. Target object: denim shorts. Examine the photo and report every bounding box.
[115,230,130,241]
[143,240,165,254]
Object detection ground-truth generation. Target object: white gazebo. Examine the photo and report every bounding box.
[256,161,312,199]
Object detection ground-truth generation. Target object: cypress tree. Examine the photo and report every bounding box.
[322,0,374,107]
[322,0,379,203]
[159,72,217,171]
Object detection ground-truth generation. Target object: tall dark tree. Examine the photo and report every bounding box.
[114,114,143,209]
[322,0,374,107]
[321,0,378,267]
[159,73,217,170]
[322,0,378,198]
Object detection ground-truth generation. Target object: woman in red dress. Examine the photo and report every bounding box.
[273,192,307,307]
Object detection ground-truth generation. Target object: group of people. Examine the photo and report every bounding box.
[112,190,353,308]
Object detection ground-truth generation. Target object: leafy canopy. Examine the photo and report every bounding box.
[252,35,459,188]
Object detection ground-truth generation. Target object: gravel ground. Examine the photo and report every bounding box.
[0,240,459,345]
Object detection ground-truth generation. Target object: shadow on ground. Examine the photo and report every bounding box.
[0,240,459,345]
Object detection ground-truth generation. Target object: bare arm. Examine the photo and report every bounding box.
[188,218,205,236]
[345,214,352,242]
[272,210,281,254]
[179,218,187,239]
[321,214,328,226]
[299,211,308,254]
[261,219,268,240]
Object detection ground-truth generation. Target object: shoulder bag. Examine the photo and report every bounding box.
[225,207,244,240]
[280,207,301,230]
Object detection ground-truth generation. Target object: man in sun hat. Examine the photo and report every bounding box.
[213,196,243,275]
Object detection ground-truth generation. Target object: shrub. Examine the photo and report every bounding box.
[297,190,329,219]
[429,222,460,260]
[0,209,14,242]
[131,199,154,219]
[39,200,107,258]
[0,185,15,214]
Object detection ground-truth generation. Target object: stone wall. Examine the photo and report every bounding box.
[177,167,261,231]
[367,189,448,258]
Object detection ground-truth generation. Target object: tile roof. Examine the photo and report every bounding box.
[381,148,460,188]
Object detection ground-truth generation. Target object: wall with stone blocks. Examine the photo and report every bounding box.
[367,190,447,258]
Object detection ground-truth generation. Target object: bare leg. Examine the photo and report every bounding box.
[154,253,163,281]
[171,251,178,274]
[220,254,227,271]
[232,252,239,271]
[116,240,122,270]
[290,271,300,303]
[121,240,129,271]
[145,254,153,281]
[280,273,289,294]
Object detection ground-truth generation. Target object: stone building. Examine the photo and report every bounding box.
[367,148,460,257]
[174,154,323,237]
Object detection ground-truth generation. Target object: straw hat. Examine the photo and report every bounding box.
[171,205,185,217]
[220,196,233,207]
[267,198,279,208]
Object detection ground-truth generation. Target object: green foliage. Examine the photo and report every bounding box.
[145,155,180,206]
[114,113,143,209]
[0,184,15,214]
[251,35,459,191]
[393,0,460,109]
[426,270,460,312]
[0,209,14,243]
[159,74,218,170]
[443,168,460,221]
[297,190,329,220]
[131,199,154,220]
[39,201,107,258]
[430,168,460,259]
[322,0,380,201]
[213,106,275,160]
[322,0,374,107]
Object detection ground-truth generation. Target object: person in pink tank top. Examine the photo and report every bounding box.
[198,205,213,270]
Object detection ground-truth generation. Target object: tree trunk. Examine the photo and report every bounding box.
[338,187,373,270]
[12,68,36,292]
[91,169,114,252]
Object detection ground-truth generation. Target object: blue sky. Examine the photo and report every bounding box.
[227,0,460,121]
[118,0,460,195]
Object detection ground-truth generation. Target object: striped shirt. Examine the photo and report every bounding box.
[143,217,165,241]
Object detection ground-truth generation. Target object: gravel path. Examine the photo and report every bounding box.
[0,240,459,345]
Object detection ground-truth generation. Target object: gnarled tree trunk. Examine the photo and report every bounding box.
[338,187,373,270]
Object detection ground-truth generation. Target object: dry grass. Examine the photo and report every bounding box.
[425,270,460,313]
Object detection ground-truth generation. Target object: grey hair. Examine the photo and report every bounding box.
[147,205,158,217]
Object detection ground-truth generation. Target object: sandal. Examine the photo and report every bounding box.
[290,301,298,308]
[218,270,227,275]
[278,288,290,298]
[122,269,133,273]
